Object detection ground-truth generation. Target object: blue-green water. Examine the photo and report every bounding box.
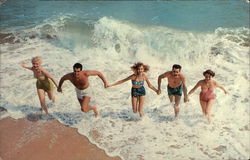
[0,0,249,32]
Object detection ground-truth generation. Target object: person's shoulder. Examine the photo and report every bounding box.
[39,67,46,71]
[142,73,148,78]
[130,74,136,79]
[163,71,171,76]
[84,70,95,74]
[212,80,218,84]
[64,72,74,78]
[198,79,205,85]
[142,73,147,76]
[198,79,203,83]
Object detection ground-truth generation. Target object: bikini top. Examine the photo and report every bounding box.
[131,78,144,86]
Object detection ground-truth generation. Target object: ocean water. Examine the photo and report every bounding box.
[0,1,249,160]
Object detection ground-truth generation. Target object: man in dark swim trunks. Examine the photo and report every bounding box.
[157,64,188,117]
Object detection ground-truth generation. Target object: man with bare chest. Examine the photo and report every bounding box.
[157,64,188,117]
[57,63,108,117]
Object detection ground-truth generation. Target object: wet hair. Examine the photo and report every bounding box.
[203,69,215,77]
[131,62,149,73]
[172,64,182,70]
[73,63,83,71]
[31,56,42,64]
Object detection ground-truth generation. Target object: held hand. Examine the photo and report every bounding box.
[184,96,189,103]
[21,62,26,67]
[57,87,62,93]
[157,90,161,95]
[104,83,108,88]
[107,84,113,88]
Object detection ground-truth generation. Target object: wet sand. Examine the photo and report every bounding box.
[0,116,121,160]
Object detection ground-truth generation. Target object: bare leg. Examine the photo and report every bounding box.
[47,90,55,103]
[174,95,181,117]
[199,99,207,116]
[138,96,145,117]
[37,89,49,115]
[78,96,99,117]
[168,95,175,103]
[132,97,138,113]
[205,99,214,123]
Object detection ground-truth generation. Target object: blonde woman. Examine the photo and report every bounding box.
[21,57,58,114]
[108,62,158,117]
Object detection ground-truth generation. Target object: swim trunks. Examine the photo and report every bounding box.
[36,76,54,92]
[131,86,146,97]
[167,84,183,96]
[75,87,92,99]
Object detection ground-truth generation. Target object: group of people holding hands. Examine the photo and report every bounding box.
[21,56,228,123]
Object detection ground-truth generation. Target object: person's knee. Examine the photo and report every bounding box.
[49,95,54,100]
[174,103,180,108]
[174,107,180,111]
[81,107,88,112]
[40,101,46,106]
[204,110,209,115]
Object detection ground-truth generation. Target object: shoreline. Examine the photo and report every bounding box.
[0,116,121,160]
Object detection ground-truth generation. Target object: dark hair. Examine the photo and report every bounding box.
[131,62,149,73]
[73,63,83,71]
[203,69,215,77]
[172,64,182,70]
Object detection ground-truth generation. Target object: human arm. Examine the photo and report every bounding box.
[181,75,188,102]
[145,75,158,93]
[215,81,228,94]
[157,72,168,95]
[188,81,201,96]
[86,71,108,88]
[108,75,133,87]
[57,73,71,92]
[40,68,58,88]
[20,62,32,70]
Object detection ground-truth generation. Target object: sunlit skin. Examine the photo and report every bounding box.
[21,58,58,115]
[157,66,188,117]
[57,65,108,117]
[108,64,158,117]
[188,72,228,123]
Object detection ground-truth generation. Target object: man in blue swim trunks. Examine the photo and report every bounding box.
[157,64,188,117]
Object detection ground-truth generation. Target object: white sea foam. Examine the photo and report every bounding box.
[0,17,249,160]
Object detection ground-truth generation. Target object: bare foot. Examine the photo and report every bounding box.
[139,112,144,117]
[207,116,211,124]
[44,107,49,115]
[93,106,99,117]
[174,107,179,117]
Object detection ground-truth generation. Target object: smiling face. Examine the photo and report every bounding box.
[204,73,213,82]
[31,60,41,70]
[73,67,81,78]
[137,65,144,74]
[172,68,180,77]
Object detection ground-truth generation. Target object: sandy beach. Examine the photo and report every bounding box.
[0,116,121,160]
